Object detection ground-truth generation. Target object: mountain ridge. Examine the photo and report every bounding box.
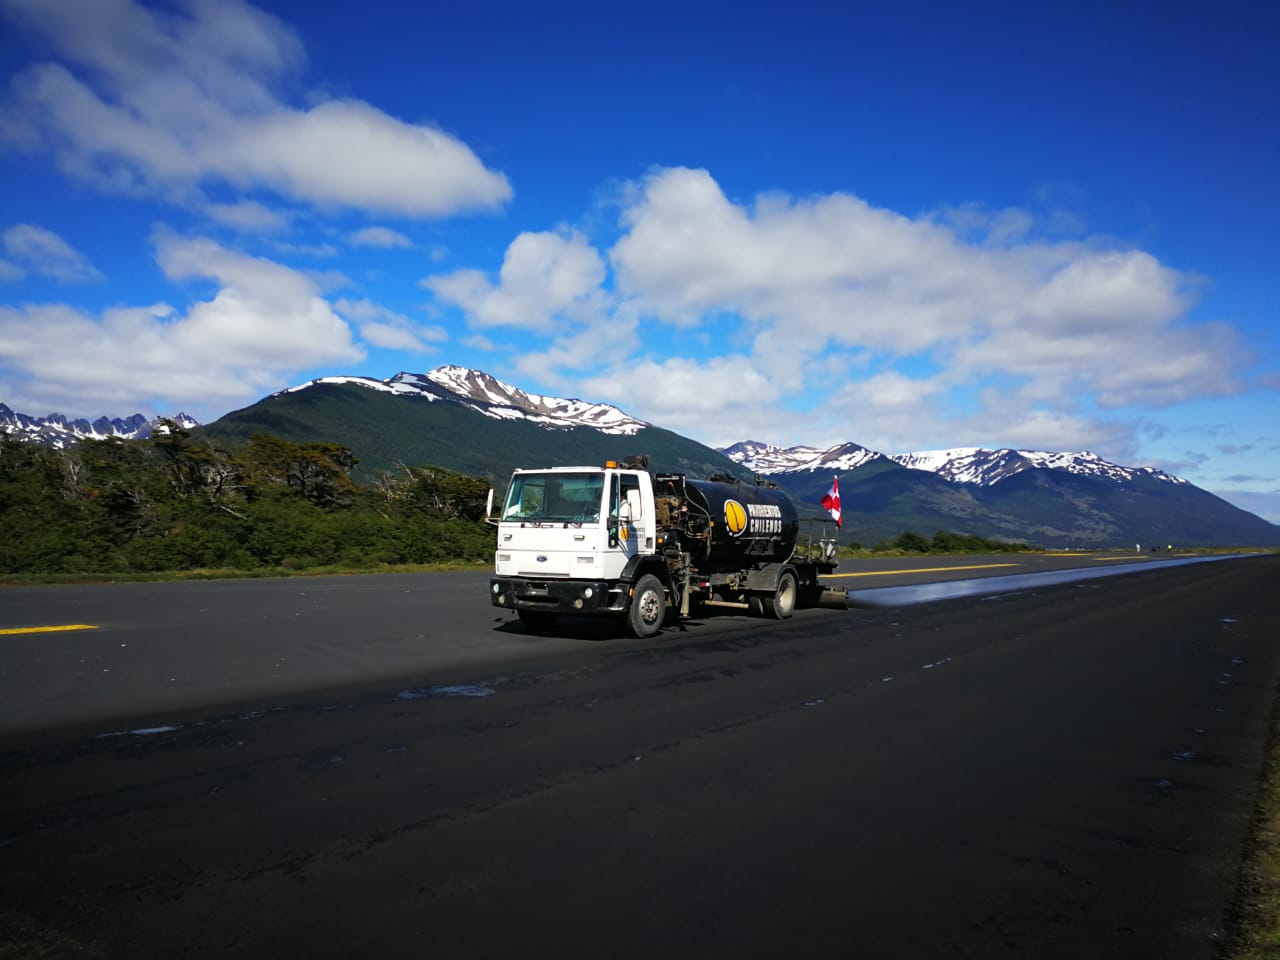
[723,439,1188,488]
[277,367,649,436]
[5,366,1277,547]
[0,403,198,448]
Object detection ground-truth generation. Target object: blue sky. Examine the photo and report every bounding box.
[1,0,1277,521]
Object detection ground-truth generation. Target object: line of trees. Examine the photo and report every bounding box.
[851,530,1029,554]
[0,424,495,576]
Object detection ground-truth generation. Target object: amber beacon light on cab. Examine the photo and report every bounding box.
[488,456,842,638]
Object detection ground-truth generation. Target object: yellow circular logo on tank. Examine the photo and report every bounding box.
[724,499,748,536]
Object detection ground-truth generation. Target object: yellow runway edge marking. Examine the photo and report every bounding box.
[0,624,98,636]
[826,563,1019,579]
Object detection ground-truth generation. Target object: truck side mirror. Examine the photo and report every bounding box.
[618,501,632,523]
[625,489,643,520]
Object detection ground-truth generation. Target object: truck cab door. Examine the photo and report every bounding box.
[604,472,651,578]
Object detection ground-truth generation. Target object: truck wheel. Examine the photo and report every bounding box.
[518,610,558,631]
[761,571,797,619]
[627,574,666,638]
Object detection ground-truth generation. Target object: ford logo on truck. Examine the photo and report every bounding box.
[536,555,548,562]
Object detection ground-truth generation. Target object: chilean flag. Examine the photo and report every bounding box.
[821,475,841,527]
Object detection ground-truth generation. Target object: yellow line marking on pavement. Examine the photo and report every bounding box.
[825,563,1019,579]
[0,624,98,636]
[1092,556,1144,561]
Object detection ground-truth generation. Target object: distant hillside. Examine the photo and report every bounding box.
[199,379,746,485]
[17,365,1275,550]
[753,451,1279,549]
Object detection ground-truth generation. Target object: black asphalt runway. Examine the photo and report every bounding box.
[0,551,1223,737]
[1,553,1277,958]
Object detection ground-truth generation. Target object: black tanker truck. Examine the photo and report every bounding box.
[489,459,841,637]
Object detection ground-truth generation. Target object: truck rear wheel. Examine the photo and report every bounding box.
[627,574,666,638]
[761,571,797,619]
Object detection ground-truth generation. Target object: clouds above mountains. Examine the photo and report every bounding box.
[0,0,1268,498]
[0,231,362,414]
[1,224,102,282]
[0,0,510,217]
[428,166,1243,453]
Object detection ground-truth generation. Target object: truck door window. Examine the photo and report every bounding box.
[620,475,642,519]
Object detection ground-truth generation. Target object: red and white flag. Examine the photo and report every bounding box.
[821,475,841,527]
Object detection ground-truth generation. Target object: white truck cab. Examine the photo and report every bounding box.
[492,464,658,628]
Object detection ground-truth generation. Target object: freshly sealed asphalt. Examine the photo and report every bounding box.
[1,553,1277,957]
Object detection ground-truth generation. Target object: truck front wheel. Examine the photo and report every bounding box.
[627,574,667,638]
[761,571,797,620]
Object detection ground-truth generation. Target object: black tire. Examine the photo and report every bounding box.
[747,595,765,617]
[627,574,667,638]
[517,609,558,631]
[761,571,797,620]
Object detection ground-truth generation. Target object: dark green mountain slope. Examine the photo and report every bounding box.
[197,378,1279,549]
[199,382,746,484]
[768,459,1280,548]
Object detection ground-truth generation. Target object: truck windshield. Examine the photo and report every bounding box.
[502,472,604,523]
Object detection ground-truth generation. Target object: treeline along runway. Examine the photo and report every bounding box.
[2,555,1278,957]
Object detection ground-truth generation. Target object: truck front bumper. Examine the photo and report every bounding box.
[489,577,621,614]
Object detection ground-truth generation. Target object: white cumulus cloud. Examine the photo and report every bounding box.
[602,167,1243,441]
[334,298,446,353]
[0,232,363,416]
[1,0,511,217]
[2,223,102,282]
[205,200,290,233]
[426,166,1247,456]
[350,226,412,249]
[425,229,608,333]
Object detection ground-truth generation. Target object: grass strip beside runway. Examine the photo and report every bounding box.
[827,563,1018,578]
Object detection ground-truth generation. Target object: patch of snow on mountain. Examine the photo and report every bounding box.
[891,448,1186,486]
[722,440,882,475]
[421,366,647,434]
[281,375,421,397]
[282,366,647,435]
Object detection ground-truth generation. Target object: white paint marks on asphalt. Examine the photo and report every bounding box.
[96,725,179,739]
[396,682,495,701]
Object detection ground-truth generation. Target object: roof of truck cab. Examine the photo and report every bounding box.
[512,465,610,473]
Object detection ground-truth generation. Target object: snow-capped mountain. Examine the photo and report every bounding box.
[721,440,884,475]
[723,438,1186,487]
[280,366,648,436]
[0,403,199,449]
[889,447,1188,487]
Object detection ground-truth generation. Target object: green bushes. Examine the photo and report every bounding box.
[0,429,496,576]
[863,529,1030,555]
